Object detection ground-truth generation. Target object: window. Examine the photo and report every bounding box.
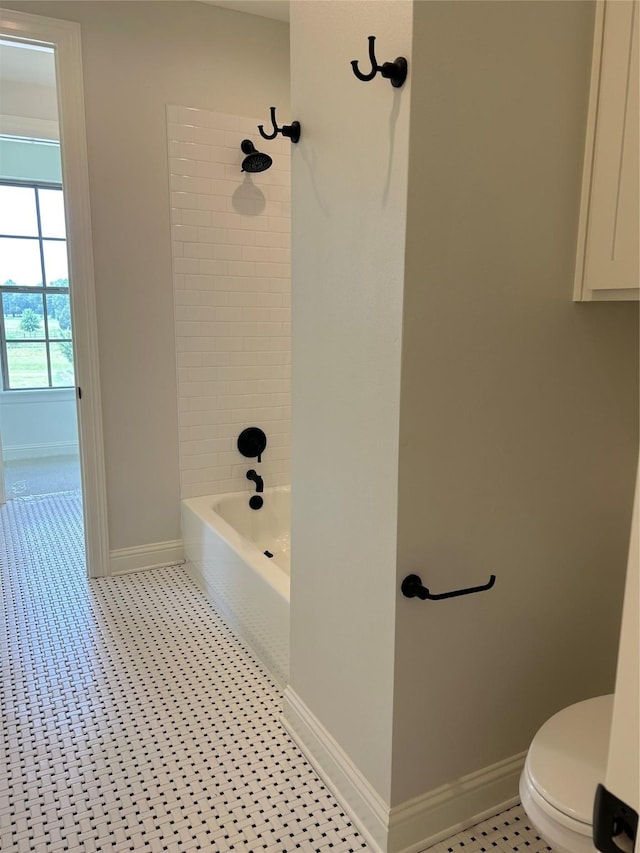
[0,181,75,390]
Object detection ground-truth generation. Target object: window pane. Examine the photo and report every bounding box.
[0,185,38,237]
[38,189,66,238]
[43,240,68,286]
[1,292,32,327]
[6,341,49,388]
[3,292,44,340]
[50,342,75,386]
[0,237,43,286]
[46,293,72,339]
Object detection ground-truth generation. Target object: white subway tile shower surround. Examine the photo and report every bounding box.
[2,493,554,853]
[167,106,291,499]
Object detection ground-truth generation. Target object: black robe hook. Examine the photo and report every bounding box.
[258,107,301,144]
[351,35,408,89]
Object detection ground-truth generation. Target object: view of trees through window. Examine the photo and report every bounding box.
[0,182,74,390]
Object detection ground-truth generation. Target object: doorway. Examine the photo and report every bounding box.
[0,9,109,578]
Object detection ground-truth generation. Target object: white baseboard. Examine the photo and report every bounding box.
[388,754,524,853]
[282,686,525,853]
[282,686,389,852]
[3,441,79,462]
[109,539,185,576]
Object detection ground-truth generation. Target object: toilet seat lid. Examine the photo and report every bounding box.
[526,694,613,826]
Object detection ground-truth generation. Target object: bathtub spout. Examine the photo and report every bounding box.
[246,469,264,493]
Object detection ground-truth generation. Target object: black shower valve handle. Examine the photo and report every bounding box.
[237,427,267,463]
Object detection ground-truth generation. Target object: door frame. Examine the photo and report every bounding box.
[0,8,109,578]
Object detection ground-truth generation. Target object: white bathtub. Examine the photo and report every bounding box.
[181,486,290,686]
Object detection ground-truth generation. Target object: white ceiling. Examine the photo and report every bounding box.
[201,1,290,23]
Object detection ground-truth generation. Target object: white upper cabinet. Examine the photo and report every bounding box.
[574,0,639,301]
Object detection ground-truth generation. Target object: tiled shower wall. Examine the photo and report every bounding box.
[167,107,290,499]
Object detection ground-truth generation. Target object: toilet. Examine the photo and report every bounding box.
[520,694,614,853]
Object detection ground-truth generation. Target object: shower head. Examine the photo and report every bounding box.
[240,139,272,173]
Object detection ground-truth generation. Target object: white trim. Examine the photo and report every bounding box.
[2,440,78,461]
[0,388,76,404]
[282,686,525,853]
[110,540,185,577]
[574,0,606,302]
[387,755,524,853]
[0,10,110,578]
[577,287,639,302]
[282,686,388,853]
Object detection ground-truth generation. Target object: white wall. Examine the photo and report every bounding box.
[5,0,290,550]
[289,0,412,812]
[0,390,78,459]
[168,107,290,499]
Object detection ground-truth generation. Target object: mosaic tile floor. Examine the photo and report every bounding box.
[429,811,552,853]
[1,492,552,853]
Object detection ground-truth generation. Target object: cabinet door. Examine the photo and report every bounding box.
[574,1,639,301]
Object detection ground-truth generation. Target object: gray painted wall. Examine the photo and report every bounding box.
[393,0,639,804]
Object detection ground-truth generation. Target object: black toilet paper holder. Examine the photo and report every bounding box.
[401,573,496,601]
